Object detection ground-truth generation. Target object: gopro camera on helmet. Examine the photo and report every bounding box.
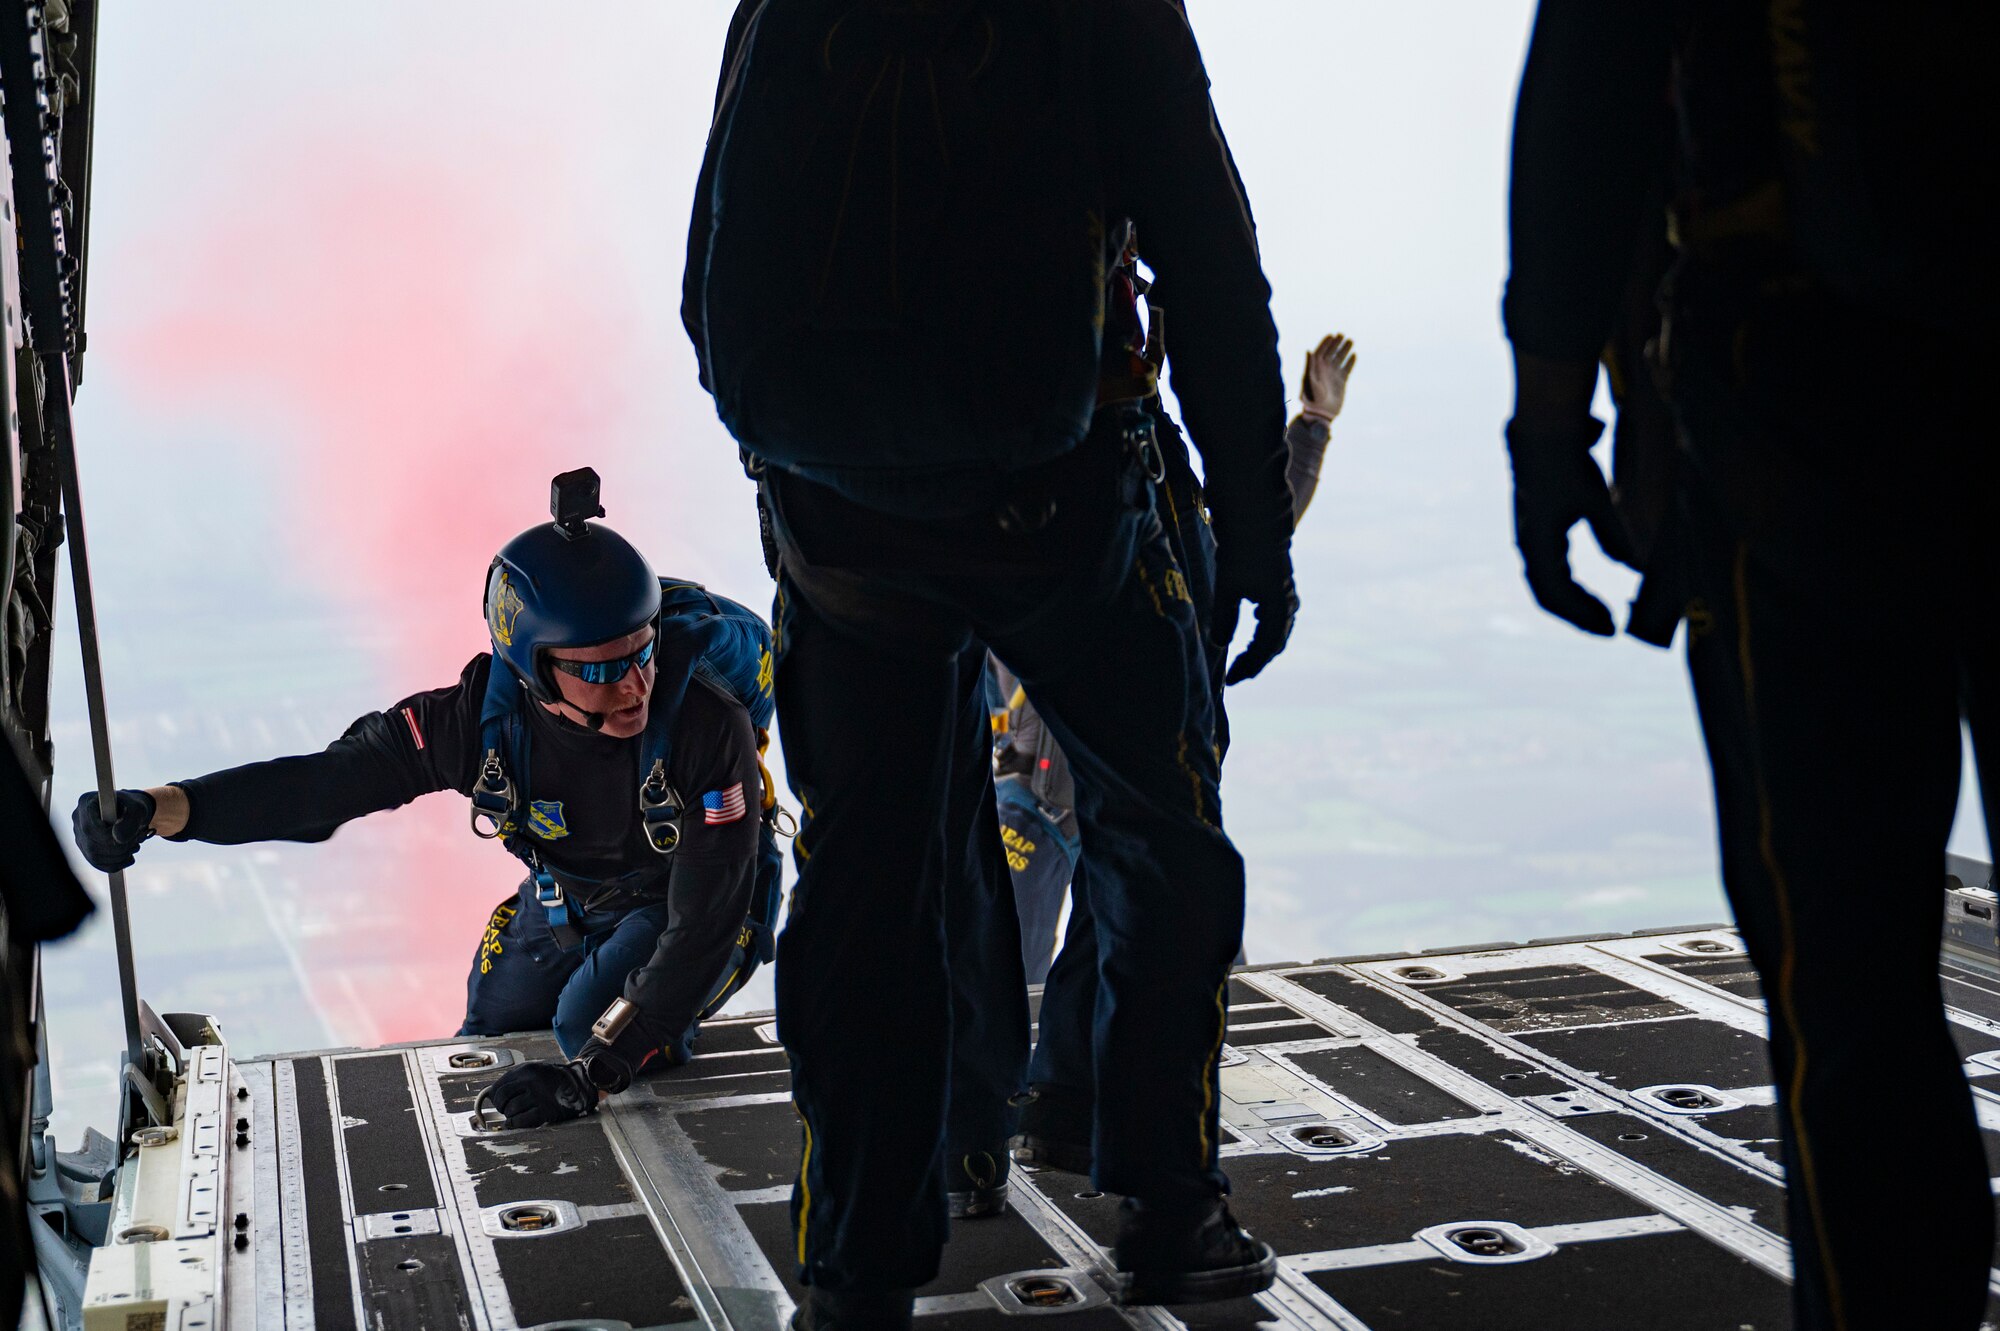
[552,467,607,541]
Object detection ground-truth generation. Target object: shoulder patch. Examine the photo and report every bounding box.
[702,782,748,826]
[527,800,570,840]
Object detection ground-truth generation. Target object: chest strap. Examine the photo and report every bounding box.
[470,661,688,951]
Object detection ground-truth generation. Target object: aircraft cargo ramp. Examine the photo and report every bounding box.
[75,889,2000,1331]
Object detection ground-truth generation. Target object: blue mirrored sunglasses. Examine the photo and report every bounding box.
[548,637,655,686]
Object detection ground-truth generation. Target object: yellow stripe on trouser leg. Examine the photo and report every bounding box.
[1733,541,1848,1331]
[1174,731,1211,828]
[794,1106,815,1267]
[1197,981,1227,1161]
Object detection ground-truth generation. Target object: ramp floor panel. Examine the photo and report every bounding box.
[1640,951,1765,1000]
[335,1053,442,1213]
[680,1100,809,1193]
[1513,1017,1770,1090]
[1306,1229,1794,1331]
[738,1200,1071,1301]
[1405,1028,1573,1098]
[1558,1111,1787,1233]
[225,924,2000,1328]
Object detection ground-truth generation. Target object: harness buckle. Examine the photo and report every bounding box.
[640,759,683,856]
[1122,407,1165,485]
[471,750,515,840]
[533,870,585,952]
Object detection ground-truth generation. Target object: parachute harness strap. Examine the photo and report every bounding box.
[1122,407,1165,485]
[755,727,798,837]
[471,749,517,839]
[530,858,585,953]
[641,758,684,855]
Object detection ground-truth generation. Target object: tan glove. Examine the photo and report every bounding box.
[1299,333,1357,423]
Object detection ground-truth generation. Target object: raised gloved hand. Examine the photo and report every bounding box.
[1210,548,1299,685]
[71,788,157,872]
[1299,333,1357,424]
[483,1060,596,1128]
[1505,415,1639,637]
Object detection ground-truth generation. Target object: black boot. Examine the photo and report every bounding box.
[1008,1084,1093,1174]
[789,1287,916,1331]
[946,1147,1010,1219]
[1111,1196,1277,1306]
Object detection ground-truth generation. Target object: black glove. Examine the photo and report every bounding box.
[576,1034,640,1093]
[1505,416,1640,637]
[71,788,157,873]
[1210,547,1299,685]
[483,1060,596,1128]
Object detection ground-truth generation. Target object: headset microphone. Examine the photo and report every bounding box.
[544,694,611,732]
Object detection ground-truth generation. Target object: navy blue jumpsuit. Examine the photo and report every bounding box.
[686,0,1295,1293]
[166,654,764,1064]
[1506,3,1997,1326]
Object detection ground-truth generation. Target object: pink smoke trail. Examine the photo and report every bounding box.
[104,135,661,1041]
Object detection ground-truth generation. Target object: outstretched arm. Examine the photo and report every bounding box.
[71,659,485,871]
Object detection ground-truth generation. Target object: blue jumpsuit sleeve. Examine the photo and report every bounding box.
[171,657,489,844]
[1285,414,1331,523]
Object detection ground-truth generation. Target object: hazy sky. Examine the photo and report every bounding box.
[33,3,1988,1139]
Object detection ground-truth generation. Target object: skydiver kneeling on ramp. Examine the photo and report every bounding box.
[70,469,782,1128]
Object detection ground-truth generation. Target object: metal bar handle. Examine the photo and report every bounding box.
[45,352,144,1077]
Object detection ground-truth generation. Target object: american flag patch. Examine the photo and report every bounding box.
[702,782,747,825]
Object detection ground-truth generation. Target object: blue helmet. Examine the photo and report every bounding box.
[484,480,660,705]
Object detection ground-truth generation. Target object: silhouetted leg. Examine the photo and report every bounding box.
[945,644,1031,1173]
[772,573,967,1291]
[1676,317,1992,1328]
[987,513,1236,1204]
